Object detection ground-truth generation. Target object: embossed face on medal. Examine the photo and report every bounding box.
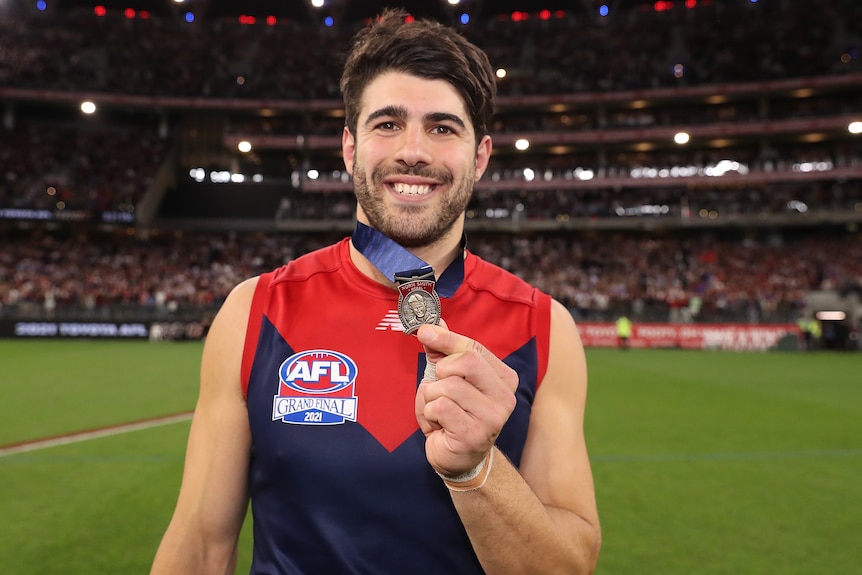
[343,71,492,248]
[397,280,441,334]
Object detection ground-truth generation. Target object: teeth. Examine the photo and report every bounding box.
[393,182,432,196]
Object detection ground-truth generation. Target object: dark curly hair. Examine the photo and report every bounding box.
[339,8,497,144]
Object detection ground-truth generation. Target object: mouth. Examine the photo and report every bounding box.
[391,182,436,196]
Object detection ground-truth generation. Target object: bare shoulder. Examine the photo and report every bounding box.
[207,277,259,342]
[217,276,260,324]
[537,297,587,406]
[200,276,260,397]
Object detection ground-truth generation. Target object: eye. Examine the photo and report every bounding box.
[376,121,399,131]
[431,125,455,135]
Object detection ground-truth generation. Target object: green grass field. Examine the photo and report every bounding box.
[1,340,860,574]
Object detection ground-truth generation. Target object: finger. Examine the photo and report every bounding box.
[415,380,443,434]
[418,386,487,453]
[421,317,449,366]
[420,318,448,382]
[423,395,480,442]
[416,322,514,388]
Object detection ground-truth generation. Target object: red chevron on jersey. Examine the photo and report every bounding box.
[242,238,551,453]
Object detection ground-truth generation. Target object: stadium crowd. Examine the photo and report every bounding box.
[1,229,859,325]
[3,119,860,221]
[1,0,859,98]
[0,118,168,214]
[2,0,860,219]
[1,0,860,338]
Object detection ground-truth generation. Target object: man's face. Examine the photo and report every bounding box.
[409,297,426,317]
[343,71,492,248]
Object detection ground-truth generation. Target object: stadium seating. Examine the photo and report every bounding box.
[0,0,859,341]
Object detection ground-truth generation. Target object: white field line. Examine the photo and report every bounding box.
[0,412,193,458]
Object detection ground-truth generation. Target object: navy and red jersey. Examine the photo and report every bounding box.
[241,238,552,574]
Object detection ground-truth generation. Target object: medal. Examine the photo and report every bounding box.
[395,269,441,334]
[351,222,465,335]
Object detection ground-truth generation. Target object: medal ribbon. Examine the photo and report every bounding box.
[351,221,464,298]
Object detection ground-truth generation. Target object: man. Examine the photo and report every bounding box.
[616,315,632,350]
[151,9,600,574]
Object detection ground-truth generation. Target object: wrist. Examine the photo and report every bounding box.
[436,449,494,492]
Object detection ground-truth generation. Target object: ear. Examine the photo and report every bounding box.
[474,134,492,181]
[342,126,356,175]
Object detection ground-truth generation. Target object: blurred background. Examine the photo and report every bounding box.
[2,2,861,574]
[0,0,860,349]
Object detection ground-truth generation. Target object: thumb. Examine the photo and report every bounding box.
[419,318,448,382]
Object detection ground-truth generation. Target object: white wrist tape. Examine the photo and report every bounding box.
[436,450,494,492]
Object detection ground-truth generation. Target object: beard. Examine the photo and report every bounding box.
[352,156,475,248]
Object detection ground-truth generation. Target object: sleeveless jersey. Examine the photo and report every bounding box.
[241,238,552,574]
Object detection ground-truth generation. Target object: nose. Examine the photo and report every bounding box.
[395,124,433,167]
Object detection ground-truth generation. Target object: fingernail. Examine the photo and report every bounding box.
[417,324,436,343]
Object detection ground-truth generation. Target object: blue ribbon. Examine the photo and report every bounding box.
[351,222,465,298]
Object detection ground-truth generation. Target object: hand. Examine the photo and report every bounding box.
[414,319,519,477]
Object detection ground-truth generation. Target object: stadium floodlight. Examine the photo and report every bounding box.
[80,101,96,114]
[237,141,252,153]
[576,168,594,181]
[849,121,862,134]
[674,131,690,145]
[816,311,846,321]
[515,138,530,151]
[311,0,325,8]
[496,68,507,79]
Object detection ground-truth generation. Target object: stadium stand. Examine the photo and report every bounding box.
[0,0,860,348]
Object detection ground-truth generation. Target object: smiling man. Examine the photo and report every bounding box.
[346,71,489,253]
[151,9,600,575]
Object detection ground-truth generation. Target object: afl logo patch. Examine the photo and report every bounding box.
[272,349,358,425]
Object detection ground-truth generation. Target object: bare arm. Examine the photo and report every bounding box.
[415,299,601,574]
[150,278,257,575]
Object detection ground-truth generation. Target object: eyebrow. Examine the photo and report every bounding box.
[426,112,467,130]
[364,106,467,130]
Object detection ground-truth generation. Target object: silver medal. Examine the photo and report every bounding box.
[396,278,441,335]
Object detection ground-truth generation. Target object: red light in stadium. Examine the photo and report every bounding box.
[654,1,674,11]
[404,15,415,23]
[539,9,551,20]
[266,15,277,26]
[555,10,565,18]
[686,0,696,7]
[238,14,257,24]
[94,5,106,16]
[139,10,150,19]
[511,11,529,22]
[124,7,135,18]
